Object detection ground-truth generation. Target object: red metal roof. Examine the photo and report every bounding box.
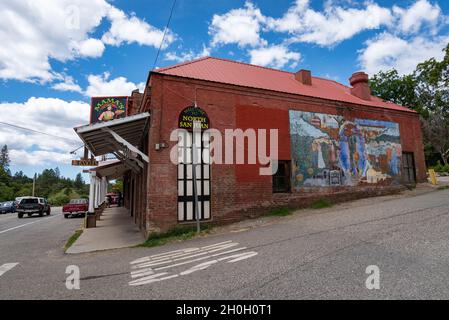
[154,56,415,113]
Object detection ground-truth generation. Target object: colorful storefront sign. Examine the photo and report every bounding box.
[178,106,210,130]
[91,97,128,124]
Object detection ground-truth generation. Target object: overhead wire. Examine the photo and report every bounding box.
[151,0,177,71]
[0,121,79,143]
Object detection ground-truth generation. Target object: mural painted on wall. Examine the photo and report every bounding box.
[289,110,402,189]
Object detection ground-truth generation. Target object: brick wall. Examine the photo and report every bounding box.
[128,90,143,116]
[142,74,426,233]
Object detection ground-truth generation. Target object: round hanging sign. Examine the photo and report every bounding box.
[178,106,210,131]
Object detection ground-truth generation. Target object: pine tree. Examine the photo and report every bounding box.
[74,173,84,190]
[0,145,10,171]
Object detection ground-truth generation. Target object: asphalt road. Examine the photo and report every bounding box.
[1,188,449,299]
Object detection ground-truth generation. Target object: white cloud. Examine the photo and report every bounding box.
[101,7,175,48]
[165,45,211,63]
[258,0,445,48]
[0,97,90,166]
[267,0,393,46]
[0,1,172,83]
[249,45,301,69]
[9,150,74,167]
[266,0,310,33]
[209,1,267,48]
[393,0,442,34]
[85,73,145,97]
[0,0,109,82]
[358,33,449,75]
[208,0,447,73]
[72,38,105,58]
[51,76,83,93]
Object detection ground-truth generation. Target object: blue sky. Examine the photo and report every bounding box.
[0,0,448,180]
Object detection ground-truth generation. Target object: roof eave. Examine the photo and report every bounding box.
[153,73,417,115]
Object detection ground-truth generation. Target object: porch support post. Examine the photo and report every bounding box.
[95,177,100,209]
[88,172,96,213]
[102,177,107,205]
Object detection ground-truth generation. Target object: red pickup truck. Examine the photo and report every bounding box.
[62,199,88,218]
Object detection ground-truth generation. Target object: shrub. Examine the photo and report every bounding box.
[267,207,292,217]
[311,199,332,209]
[48,194,70,206]
[432,161,449,173]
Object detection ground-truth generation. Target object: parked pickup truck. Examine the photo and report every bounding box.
[16,197,51,218]
[63,199,88,218]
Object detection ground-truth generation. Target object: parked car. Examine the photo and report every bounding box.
[16,197,51,218]
[0,201,16,214]
[106,192,118,205]
[62,199,88,218]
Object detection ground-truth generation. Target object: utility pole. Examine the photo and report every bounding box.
[32,173,36,197]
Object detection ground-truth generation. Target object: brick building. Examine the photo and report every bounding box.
[76,57,426,236]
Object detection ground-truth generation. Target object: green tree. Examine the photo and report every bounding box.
[0,145,10,172]
[74,173,84,190]
[54,167,61,178]
[110,179,123,193]
[369,70,420,112]
[370,43,449,166]
[12,171,31,184]
[0,183,14,202]
[16,184,32,198]
[422,109,449,165]
[414,43,449,116]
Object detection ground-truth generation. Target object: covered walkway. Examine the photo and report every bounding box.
[66,206,144,254]
[73,112,150,234]
[74,112,150,217]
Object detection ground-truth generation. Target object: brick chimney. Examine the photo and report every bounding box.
[349,72,371,101]
[295,69,312,85]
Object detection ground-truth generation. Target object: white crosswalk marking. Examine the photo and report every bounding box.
[129,240,258,286]
[0,263,19,277]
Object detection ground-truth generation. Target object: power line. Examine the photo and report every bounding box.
[0,121,79,143]
[151,0,177,71]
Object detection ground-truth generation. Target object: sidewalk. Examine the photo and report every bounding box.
[206,181,449,237]
[66,206,144,254]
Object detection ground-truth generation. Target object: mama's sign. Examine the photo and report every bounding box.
[178,106,210,130]
[91,96,128,124]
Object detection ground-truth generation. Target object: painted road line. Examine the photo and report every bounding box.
[201,240,233,249]
[221,251,258,263]
[131,267,155,276]
[132,242,240,269]
[0,263,18,277]
[130,248,201,265]
[0,221,37,234]
[129,274,179,286]
[0,214,62,235]
[134,246,246,270]
[154,247,248,271]
[130,241,235,265]
[129,241,258,286]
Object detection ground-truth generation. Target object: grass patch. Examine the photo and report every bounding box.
[437,185,449,190]
[310,199,332,209]
[64,229,83,251]
[266,207,292,217]
[139,224,212,248]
